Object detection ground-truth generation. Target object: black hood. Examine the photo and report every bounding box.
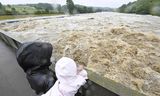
[16,42,53,72]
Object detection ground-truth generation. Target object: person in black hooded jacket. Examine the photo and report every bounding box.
[16,42,56,95]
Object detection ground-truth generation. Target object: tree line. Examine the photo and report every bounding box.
[0,2,18,15]
[66,0,113,15]
[118,0,160,16]
[0,0,113,16]
[0,2,63,15]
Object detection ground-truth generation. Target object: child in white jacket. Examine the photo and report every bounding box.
[42,57,88,96]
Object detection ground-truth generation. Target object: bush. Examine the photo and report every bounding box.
[75,5,93,13]
[118,0,160,16]
[5,10,12,15]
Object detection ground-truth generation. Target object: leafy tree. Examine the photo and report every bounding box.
[0,2,5,15]
[11,7,17,15]
[0,2,3,9]
[134,0,151,14]
[5,10,12,15]
[57,5,62,13]
[75,5,94,13]
[45,8,49,13]
[34,10,42,14]
[151,0,160,16]
[87,7,93,13]
[66,0,75,15]
[119,4,127,13]
[33,3,54,12]
[118,0,160,16]
[7,4,11,8]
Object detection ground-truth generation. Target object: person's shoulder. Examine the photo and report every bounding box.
[41,81,59,96]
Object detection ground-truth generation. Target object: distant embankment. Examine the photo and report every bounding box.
[118,0,160,16]
[0,2,113,16]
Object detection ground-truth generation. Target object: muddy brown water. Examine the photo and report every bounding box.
[0,12,160,96]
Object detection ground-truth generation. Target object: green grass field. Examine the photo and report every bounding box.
[0,15,28,20]
[0,15,43,20]
[0,14,62,20]
[5,5,37,14]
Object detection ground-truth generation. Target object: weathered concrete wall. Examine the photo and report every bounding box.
[0,40,37,96]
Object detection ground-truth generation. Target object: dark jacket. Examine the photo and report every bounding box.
[16,42,56,95]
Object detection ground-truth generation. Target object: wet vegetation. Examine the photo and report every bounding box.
[0,2,113,20]
[118,0,160,16]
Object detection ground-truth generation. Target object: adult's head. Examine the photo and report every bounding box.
[16,42,53,72]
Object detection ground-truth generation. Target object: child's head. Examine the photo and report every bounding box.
[55,57,84,84]
[55,57,77,77]
[55,57,87,96]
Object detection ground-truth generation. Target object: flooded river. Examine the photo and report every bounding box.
[0,12,160,96]
[0,12,160,42]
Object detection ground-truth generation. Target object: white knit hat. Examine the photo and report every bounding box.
[55,57,87,87]
[55,57,77,77]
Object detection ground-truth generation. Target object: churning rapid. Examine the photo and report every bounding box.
[0,12,160,96]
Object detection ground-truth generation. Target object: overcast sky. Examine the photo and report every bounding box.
[0,0,137,8]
